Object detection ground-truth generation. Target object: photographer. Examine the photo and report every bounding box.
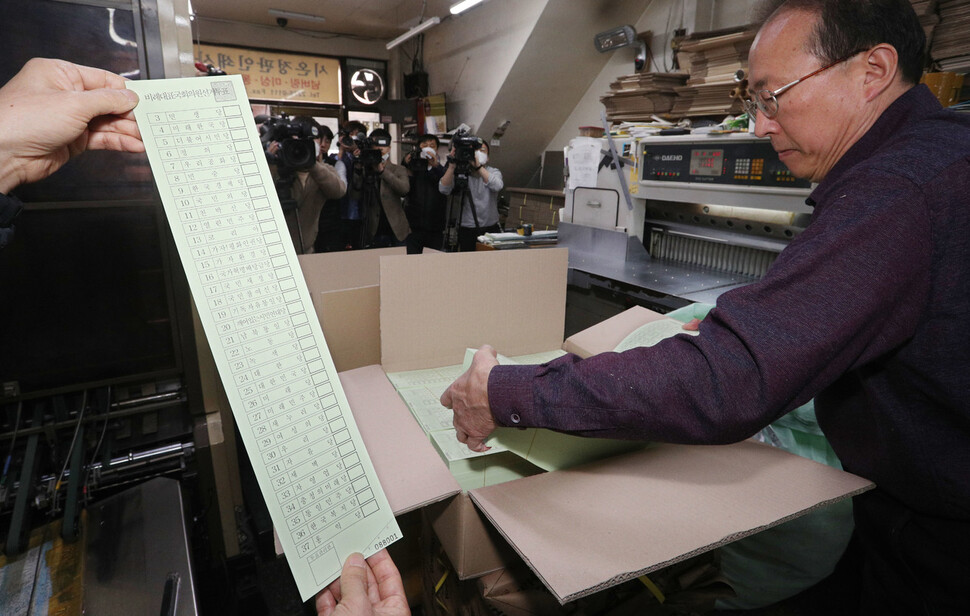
[403,134,446,253]
[439,138,503,252]
[361,128,410,248]
[323,120,367,250]
[267,117,346,254]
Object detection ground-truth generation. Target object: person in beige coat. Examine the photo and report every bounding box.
[288,121,346,253]
[362,128,410,247]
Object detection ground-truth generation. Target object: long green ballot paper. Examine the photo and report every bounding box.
[126,75,400,601]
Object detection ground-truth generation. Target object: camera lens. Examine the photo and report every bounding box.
[281,139,315,169]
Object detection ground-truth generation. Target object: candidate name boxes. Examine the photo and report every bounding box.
[370,249,874,603]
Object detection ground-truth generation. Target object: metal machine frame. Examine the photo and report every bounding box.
[561,133,813,315]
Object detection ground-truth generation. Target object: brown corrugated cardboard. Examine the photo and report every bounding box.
[469,441,872,604]
[298,248,407,372]
[367,249,873,602]
[339,365,460,515]
[562,305,670,357]
[478,567,567,616]
[298,247,405,293]
[379,250,568,372]
[317,286,381,372]
[424,492,521,580]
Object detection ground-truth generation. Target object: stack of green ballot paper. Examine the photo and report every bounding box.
[386,318,698,490]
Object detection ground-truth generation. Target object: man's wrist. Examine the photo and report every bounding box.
[487,365,537,428]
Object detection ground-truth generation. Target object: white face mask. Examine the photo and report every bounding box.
[382,152,390,162]
[421,147,437,160]
[476,150,488,166]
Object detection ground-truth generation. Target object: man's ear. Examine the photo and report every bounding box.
[861,43,900,101]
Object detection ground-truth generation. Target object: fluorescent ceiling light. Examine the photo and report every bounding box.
[450,0,485,14]
[268,9,327,24]
[386,16,441,50]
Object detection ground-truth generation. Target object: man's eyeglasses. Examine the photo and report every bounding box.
[743,50,865,119]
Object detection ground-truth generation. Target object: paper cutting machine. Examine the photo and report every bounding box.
[561,133,813,311]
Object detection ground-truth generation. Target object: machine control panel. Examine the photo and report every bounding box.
[640,137,811,189]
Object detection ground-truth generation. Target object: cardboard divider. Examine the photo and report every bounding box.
[318,286,381,372]
[379,250,569,372]
[299,247,404,292]
[299,248,407,373]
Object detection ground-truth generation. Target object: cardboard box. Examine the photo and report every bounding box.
[337,249,873,603]
[299,248,406,373]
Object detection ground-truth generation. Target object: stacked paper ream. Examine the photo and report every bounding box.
[600,72,689,122]
[385,347,655,490]
[670,29,755,118]
[909,0,941,44]
[931,0,970,73]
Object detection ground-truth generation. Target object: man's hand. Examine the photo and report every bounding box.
[0,58,144,193]
[440,345,499,452]
[682,318,702,331]
[314,550,410,616]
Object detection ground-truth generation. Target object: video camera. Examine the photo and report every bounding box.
[406,145,430,172]
[256,113,319,172]
[452,130,484,164]
[449,130,484,187]
[341,131,391,173]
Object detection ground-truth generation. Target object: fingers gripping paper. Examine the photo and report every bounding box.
[126,76,400,601]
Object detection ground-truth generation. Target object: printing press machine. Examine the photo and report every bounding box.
[0,2,271,615]
[561,133,814,328]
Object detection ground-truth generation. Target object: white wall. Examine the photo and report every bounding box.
[545,0,759,153]
[422,0,550,133]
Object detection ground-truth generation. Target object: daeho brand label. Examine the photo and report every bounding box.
[660,154,683,161]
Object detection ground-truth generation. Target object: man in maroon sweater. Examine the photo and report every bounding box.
[444,1,970,613]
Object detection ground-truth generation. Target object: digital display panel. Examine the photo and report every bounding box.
[690,149,724,176]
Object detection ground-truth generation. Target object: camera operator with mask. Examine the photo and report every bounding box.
[402,134,446,253]
[317,120,366,251]
[267,117,345,254]
[361,127,410,248]
[439,138,503,252]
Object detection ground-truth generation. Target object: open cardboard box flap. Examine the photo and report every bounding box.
[562,305,670,357]
[339,364,460,514]
[469,440,872,604]
[366,248,872,601]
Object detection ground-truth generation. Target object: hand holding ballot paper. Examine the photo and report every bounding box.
[0,57,403,615]
[439,345,499,452]
[314,549,409,616]
[0,58,144,194]
[440,318,701,453]
[124,72,401,603]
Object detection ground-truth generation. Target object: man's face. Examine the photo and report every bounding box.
[748,10,863,182]
[419,138,437,151]
[319,137,332,159]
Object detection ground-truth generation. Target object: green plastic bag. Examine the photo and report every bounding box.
[665,303,854,610]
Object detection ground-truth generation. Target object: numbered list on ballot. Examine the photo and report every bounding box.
[126,75,401,600]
